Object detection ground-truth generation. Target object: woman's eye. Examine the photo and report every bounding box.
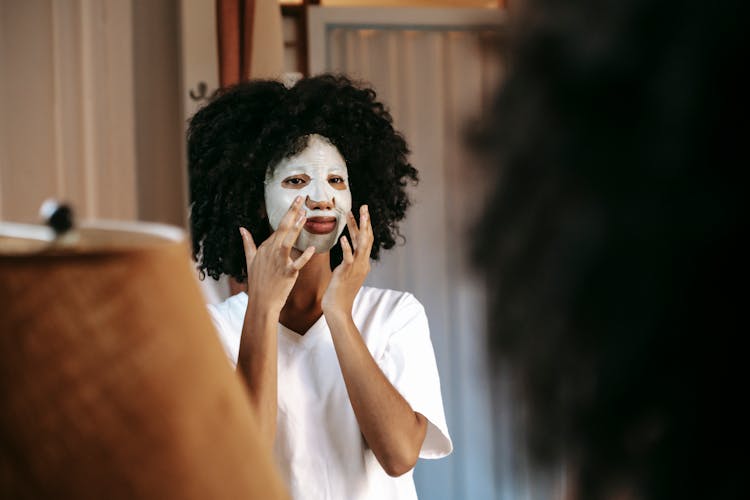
[329,177,344,184]
[283,177,305,186]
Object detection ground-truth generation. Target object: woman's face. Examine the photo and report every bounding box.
[264,134,352,253]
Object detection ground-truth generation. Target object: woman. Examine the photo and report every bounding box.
[188,74,452,499]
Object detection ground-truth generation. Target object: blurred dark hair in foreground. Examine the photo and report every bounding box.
[472,0,748,498]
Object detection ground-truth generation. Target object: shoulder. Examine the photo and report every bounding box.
[354,286,428,337]
[207,292,248,331]
[208,291,248,314]
[355,286,424,315]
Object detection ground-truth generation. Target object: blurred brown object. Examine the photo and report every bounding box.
[0,222,287,499]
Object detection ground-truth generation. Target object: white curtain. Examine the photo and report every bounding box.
[324,24,536,500]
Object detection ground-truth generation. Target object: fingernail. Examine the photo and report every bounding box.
[295,195,302,204]
[239,227,246,237]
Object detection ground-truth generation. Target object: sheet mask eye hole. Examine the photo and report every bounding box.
[282,177,308,188]
[328,176,347,189]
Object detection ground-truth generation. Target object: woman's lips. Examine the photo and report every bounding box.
[304,216,337,234]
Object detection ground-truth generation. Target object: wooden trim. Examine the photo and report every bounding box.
[281,0,321,76]
[281,5,305,74]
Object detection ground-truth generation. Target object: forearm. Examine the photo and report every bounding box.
[232,200,311,450]
[237,303,279,449]
[325,311,428,477]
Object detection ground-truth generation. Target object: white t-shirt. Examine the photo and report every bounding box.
[207,286,453,500]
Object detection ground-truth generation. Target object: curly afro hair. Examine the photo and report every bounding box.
[188,74,418,282]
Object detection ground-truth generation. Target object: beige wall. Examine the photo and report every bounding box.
[0,0,184,226]
[133,0,184,226]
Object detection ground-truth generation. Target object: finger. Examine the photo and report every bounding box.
[290,246,315,271]
[345,211,359,251]
[360,205,373,236]
[357,205,374,257]
[340,235,354,264]
[273,196,304,241]
[281,209,306,253]
[239,227,257,264]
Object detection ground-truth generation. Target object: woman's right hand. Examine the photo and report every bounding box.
[240,196,315,315]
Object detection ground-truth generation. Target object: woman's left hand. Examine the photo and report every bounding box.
[322,205,373,317]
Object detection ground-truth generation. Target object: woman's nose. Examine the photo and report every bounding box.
[305,179,335,210]
[305,196,334,211]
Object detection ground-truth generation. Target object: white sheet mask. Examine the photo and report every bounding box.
[264,134,352,253]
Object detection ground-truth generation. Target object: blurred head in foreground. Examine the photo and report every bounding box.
[473,0,748,498]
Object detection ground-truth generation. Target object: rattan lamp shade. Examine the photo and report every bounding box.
[0,221,286,499]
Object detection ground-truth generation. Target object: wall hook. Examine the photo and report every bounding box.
[189,82,209,101]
